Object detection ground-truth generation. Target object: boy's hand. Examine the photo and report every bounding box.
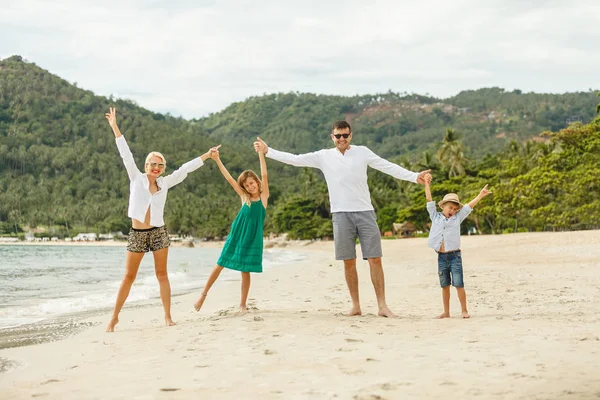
[425,173,433,185]
[208,145,222,160]
[253,137,268,154]
[479,184,492,198]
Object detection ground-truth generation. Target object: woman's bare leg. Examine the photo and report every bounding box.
[240,272,251,313]
[153,247,175,326]
[194,265,224,311]
[106,251,145,332]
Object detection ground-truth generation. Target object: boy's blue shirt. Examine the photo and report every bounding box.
[426,202,472,252]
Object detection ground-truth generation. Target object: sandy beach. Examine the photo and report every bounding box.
[1,230,599,399]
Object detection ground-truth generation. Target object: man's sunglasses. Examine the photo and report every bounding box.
[333,133,350,139]
[148,162,166,169]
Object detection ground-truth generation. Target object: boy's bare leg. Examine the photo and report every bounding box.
[343,259,362,316]
[240,272,250,314]
[106,251,145,332]
[368,257,397,318]
[437,286,451,319]
[194,265,224,311]
[456,287,470,318]
[153,247,176,326]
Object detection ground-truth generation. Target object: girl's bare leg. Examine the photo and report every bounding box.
[240,272,251,313]
[194,265,224,311]
[153,247,175,326]
[106,251,145,332]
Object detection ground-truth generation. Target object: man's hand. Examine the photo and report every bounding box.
[253,137,268,154]
[416,169,432,185]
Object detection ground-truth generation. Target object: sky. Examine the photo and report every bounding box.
[1,0,599,119]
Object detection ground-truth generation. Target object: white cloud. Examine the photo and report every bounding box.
[1,0,599,118]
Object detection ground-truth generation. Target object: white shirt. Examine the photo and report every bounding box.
[115,135,204,227]
[266,146,418,212]
[426,201,472,252]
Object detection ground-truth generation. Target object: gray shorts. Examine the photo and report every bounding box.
[332,211,383,260]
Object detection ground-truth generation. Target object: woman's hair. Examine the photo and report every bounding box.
[237,170,261,205]
[145,151,166,167]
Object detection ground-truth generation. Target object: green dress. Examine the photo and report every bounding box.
[217,200,266,273]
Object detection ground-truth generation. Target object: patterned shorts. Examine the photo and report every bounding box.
[127,226,170,253]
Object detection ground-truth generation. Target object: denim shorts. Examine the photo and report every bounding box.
[437,250,464,288]
[332,211,383,260]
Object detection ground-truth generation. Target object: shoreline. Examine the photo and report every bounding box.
[1,231,599,399]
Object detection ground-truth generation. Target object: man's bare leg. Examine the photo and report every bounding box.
[437,286,451,318]
[240,272,250,314]
[153,247,176,326]
[194,265,224,311]
[106,251,145,332]
[343,259,361,316]
[368,257,397,318]
[456,287,470,318]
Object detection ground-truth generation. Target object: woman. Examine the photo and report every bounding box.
[105,107,219,332]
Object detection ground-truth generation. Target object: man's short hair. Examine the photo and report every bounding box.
[332,121,352,132]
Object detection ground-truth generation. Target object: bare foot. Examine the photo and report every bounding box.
[239,306,248,315]
[165,318,177,326]
[347,306,362,316]
[105,318,118,332]
[436,313,450,319]
[462,311,470,319]
[378,307,398,318]
[194,293,207,312]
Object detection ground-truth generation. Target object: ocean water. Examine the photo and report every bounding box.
[0,245,306,332]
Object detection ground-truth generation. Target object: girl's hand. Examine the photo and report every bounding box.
[209,145,222,160]
[105,107,118,130]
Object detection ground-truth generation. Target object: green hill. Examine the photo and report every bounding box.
[1,55,598,238]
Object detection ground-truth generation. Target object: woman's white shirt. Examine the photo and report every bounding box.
[115,135,203,227]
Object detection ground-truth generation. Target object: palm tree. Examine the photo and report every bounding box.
[437,128,467,178]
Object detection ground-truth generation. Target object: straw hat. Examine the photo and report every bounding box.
[438,193,463,209]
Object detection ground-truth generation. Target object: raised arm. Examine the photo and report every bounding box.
[253,137,321,169]
[425,179,433,202]
[211,149,245,197]
[256,137,270,208]
[162,145,221,189]
[425,177,438,221]
[106,107,141,181]
[468,184,491,209]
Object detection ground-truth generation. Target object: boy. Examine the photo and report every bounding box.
[425,180,491,319]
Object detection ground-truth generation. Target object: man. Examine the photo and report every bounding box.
[253,121,430,318]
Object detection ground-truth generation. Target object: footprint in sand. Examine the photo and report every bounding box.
[40,379,60,385]
[264,349,276,355]
[160,388,180,392]
[345,338,363,343]
[31,394,50,398]
[352,394,386,400]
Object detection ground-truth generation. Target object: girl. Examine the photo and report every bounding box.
[194,140,269,314]
[105,107,219,332]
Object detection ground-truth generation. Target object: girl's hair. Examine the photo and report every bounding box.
[237,170,261,205]
[145,151,166,167]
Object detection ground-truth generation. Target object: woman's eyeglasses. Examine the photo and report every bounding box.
[148,162,166,169]
[333,133,350,139]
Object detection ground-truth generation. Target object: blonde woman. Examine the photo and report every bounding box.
[105,107,219,332]
[194,140,269,314]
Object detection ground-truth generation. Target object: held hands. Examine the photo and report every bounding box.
[208,145,222,160]
[416,170,432,185]
[253,137,268,155]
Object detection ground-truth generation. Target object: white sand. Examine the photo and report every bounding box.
[1,231,599,399]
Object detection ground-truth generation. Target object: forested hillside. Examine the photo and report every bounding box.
[1,55,598,239]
